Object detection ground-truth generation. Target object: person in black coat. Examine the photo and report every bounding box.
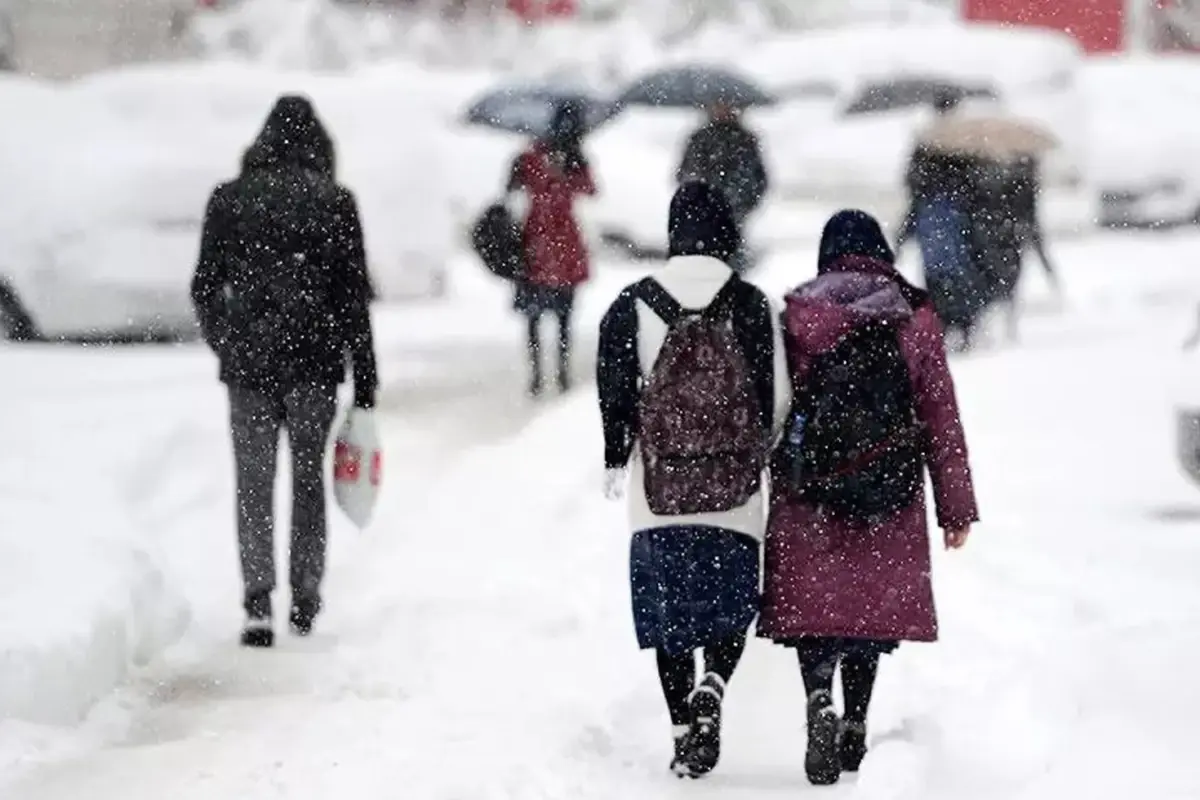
[676,102,770,272]
[190,94,378,648]
[970,155,1060,340]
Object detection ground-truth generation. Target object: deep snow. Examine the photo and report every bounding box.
[3,228,1200,798]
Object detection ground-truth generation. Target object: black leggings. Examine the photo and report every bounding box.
[527,308,572,387]
[656,631,748,727]
[795,639,883,726]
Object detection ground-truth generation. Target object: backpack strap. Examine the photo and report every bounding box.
[636,278,687,325]
[701,277,742,322]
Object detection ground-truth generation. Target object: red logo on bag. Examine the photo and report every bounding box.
[334,441,361,482]
[369,450,382,487]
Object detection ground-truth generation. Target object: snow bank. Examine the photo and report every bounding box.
[0,472,188,728]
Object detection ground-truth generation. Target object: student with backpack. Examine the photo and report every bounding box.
[191,95,378,648]
[760,210,978,786]
[596,181,790,779]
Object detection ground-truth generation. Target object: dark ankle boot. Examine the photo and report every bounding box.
[805,689,841,785]
[839,721,868,772]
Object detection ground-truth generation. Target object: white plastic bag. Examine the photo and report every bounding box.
[332,407,382,529]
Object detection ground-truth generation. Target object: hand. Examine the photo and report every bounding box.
[945,527,971,550]
[603,467,627,501]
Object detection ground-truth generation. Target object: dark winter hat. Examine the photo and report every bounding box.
[244,94,336,176]
[932,88,961,115]
[668,180,741,264]
[548,98,586,143]
[817,209,895,273]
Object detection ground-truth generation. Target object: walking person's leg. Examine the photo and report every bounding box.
[838,650,882,772]
[795,638,843,785]
[681,529,759,777]
[526,309,543,397]
[555,289,574,393]
[229,387,285,647]
[683,629,749,775]
[283,383,338,635]
[655,648,696,774]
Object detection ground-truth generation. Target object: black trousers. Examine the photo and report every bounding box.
[229,384,337,616]
[793,637,894,726]
[655,631,749,727]
[517,284,575,390]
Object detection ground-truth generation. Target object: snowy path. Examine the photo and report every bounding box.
[5,233,1200,798]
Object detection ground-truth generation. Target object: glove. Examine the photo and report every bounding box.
[603,467,627,501]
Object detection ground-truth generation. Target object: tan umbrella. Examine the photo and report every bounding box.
[918,115,1059,161]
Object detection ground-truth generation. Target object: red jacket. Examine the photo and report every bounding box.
[512,143,596,289]
[759,256,979,644]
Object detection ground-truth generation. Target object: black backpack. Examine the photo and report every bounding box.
[471,202,524,281]
[779,321,925,518]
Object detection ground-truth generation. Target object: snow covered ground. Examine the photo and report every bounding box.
[4,226,1200,798]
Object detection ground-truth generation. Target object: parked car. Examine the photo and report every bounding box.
[1081,55,1200,229]
[733,22,1095,236]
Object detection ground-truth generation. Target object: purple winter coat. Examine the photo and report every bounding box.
[759,255,979,643]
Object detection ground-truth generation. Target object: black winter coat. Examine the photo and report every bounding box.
[676,120,769,222]
[190,113,377,405]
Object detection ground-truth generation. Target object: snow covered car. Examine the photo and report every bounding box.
[1081,56,1200,229]
[0,138,216,342]
[735,22,1095,236]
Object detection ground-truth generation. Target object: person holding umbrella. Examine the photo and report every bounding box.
[676,100,770,272]
[895,92,988,351]
[612,65,776,272]
[506,99,597,397]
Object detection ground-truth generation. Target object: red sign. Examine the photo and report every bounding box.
[962,0,1200,52]
[507,0,577,22]
[961,0,1125,52]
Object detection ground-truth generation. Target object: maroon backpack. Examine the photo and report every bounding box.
[636,277,769,516]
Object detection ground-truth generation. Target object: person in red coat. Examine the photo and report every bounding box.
[759,210,978,785]
[507,100,597,396]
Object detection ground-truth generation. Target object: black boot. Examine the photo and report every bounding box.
[670,731,695,778]
[805,689,841,785]
[685,672,726,777]
[241,592,274,648]
[839,721,868,773]
[289,594,321,637]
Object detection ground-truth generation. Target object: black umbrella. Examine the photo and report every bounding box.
[614,65,776,111]
[461,86,614,137]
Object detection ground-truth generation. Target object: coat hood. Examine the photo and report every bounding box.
[242,94,335,177]
[785,271,914,356]
[788,209,920,356]
[668,180,741,264]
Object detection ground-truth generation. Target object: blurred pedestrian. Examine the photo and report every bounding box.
[190,94,378,648]
[896,92,988,350]
[676,101,769,273]
[507,99,597,397]
[597,181,789,779]
[972,155,1060,340]
[762,210,978,785]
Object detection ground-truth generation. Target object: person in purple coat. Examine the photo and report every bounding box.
[759,210,979,785]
